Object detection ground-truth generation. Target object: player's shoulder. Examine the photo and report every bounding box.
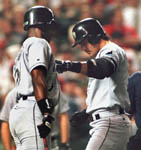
[128,71,141,87]
[106,42,124,53]
[130,71,141,79]
[99,41,124,57]
[23,37,48,47]
[6,88,17,101]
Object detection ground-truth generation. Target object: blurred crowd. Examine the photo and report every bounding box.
[0,0,141,149]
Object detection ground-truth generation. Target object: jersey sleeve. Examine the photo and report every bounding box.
[0,88,17,122]
[99,47,125,68]
[28,40,50,72]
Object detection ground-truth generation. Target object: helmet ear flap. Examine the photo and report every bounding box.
[88,34,101,45]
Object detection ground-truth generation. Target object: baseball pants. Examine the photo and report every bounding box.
[86,111,131,150]
[9,99,45,150]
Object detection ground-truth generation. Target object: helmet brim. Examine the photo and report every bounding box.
[72,35,87,48]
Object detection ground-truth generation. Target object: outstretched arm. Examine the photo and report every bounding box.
[56,57,117,79]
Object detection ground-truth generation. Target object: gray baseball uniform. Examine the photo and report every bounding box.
[0,88,17,122]
[0,88,69,150]
[9,37,60,150]
[85,42,131,150]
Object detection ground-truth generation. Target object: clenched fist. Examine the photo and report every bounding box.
[55,60,81,73]
[37,114,54,138]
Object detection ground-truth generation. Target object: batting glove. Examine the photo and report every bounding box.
[60,143,72,150]
[70,109,88,127]
[55,60,70,73]
[37,114,54,138]
[55,60,81,73]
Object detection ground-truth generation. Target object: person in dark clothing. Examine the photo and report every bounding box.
[127,71,141,150]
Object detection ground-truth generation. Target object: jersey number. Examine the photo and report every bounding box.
[15,68,21,85]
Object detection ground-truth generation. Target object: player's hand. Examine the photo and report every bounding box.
[55,60,70,73]
[55,60,81,73]
[60,143,72,150]
[70,109,88,127]
[37,114,54,138]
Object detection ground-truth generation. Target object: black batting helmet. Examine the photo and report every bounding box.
[24,6,55,31]
[72,18,107,47]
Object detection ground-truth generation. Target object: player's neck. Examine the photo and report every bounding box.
[99,39,110,49]
[28,28,42,38]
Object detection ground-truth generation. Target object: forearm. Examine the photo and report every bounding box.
[59,113,70,143]
[1,122,11,150]
[33,79,54,115]
[56,58,116,79]
[79,61,88,75]
[31,68,47,101]
[31,67,54,115]
[55,60,87,74]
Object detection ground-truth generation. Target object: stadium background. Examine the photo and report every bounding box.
[0,0,141,149]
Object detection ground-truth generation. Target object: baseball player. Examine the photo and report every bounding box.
[9,6,60,150]
[56,18,131,150]
[0,87,71,150]
[0,88,17,150]
[127,71,141,150]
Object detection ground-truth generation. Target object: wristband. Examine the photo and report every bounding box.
[37,98,54,114]
[66,61,81,73]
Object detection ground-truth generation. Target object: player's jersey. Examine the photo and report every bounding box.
[86,41,130,114]
[128,71,141,128]
[0,88,17,122]
[13,37,60,105]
